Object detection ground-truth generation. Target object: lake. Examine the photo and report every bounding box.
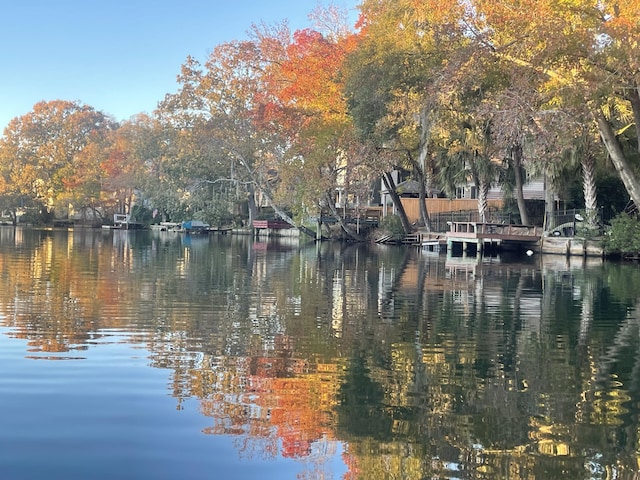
[0,227,638,479]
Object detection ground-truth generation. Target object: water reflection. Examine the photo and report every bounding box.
[0,227,638,479]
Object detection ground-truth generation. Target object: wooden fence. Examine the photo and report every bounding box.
[400,198,504,224]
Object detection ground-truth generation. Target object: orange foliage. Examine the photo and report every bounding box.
[256,27,356,135]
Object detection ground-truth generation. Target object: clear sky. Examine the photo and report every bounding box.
[0,0,359,132]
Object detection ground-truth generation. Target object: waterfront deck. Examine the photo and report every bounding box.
[252,219,293,230]
[446,221,542,253]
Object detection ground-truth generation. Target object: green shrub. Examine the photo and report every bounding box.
[378,214,405,240]
[603,213,640,257]
[130,205,154,225]
[19,206,52,225]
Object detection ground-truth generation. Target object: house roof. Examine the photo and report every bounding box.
[396,179,421,195]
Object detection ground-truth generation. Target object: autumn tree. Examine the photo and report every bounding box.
[0,100,116,220]
[345,0,640,229]
[258,10,376,240]
[158,31,298,229]
[467,0,640,216]
[159,9,371,238]
[97,115,153,220]
[346,0,490,232]
[0,152,34,224]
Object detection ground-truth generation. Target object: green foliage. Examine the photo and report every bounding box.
[499,199,521,224]
[575,219,601,240]
[597,175,628,223]
[130,205,154,225]
[562,173,586,210]
[195,201,236,227]
[603,213,640,257]
[18,205,53,225]
[378,214,405,240]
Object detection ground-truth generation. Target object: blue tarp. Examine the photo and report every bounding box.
[181,220,209,230]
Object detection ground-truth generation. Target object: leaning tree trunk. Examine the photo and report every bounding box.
[234,152,315,238]
[266,193,315,238]
[511,143,530,225]
[382,171,412,234]
[595,109,640,210]
[627,86,640,153]
[324,191,365,242]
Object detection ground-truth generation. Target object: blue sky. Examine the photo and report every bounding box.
[0,0,359,131]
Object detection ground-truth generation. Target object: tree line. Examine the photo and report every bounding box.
[0,1,638,242]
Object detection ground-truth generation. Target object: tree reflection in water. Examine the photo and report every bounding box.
[0,228,638,479]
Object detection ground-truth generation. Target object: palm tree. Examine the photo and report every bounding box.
[438,119,501,223]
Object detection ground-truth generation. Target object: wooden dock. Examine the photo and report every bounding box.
[252,219,300,237]
[445,222,542,253]
[252,219,293,229]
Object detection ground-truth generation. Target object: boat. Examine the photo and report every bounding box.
[102,213,145,230]
[151,222,181,232]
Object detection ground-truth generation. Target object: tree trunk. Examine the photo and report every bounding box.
[511,143,530,225]
[595,109,640,209]
[235,153,315,238]
[477,179,489,223]
[582,152,599,230]
[382,171,412,234]
[410,159,430,231]
[416,107,433,231]
[543,173,556,231]
[266,194,315,238]
[627,86,640,153]
[417,175,430,232]
[88,205,105,224]
[324,192,365,242]
[246,184,258,226]
[267,196,314,237]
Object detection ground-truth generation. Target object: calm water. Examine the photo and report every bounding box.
[0,227,638,480]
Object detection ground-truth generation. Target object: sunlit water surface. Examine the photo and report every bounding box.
[0,227,638,479]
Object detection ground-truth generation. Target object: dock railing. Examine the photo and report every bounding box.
[448,221,542,238]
